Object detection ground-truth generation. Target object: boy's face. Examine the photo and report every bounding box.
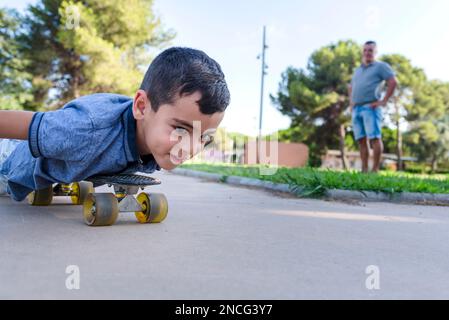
[133,90,225,170]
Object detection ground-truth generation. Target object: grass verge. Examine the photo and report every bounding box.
[179,162,449,197]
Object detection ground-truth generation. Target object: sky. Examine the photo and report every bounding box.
[3,0,449,136]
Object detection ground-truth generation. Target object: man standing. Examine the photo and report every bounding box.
[349,41,397,173]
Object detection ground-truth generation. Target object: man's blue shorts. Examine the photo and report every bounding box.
[351,104,383,141]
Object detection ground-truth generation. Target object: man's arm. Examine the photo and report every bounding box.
[371,77,398,108]
[0,110,35,140]
[383,77,398,102]
[348,84,354,111]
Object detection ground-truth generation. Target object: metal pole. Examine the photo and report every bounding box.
[257,26,267,164]
[258,25,267,141]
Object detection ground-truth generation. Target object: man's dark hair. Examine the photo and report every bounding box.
[140,47,230,115]
[364,40,377,46]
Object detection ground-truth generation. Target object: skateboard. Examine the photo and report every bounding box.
[27,174,168,227]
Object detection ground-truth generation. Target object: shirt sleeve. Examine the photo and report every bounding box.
[28,106,94,161]
[380,63,395,81]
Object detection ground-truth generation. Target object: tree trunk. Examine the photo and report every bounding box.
[431,153,438,173]
[394,98,403,171]
[73,66,81,99]
[339,124,348,170]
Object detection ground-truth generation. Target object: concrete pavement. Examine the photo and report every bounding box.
[0,170,448,299]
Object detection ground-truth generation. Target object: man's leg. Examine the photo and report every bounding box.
[358,137,369,173]
[363,105,383,173]
[370,138,383,172]
[352,106,368,173]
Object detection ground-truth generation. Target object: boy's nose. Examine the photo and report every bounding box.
[175,138,204,161]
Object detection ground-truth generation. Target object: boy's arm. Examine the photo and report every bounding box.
[1,107,94,162]
[0,111,35,140]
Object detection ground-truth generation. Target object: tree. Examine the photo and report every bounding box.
[271,40,361,166]
[405,81,449,171]
[0,8,32,110]
[17,0,175,111]
[379,54,426,170]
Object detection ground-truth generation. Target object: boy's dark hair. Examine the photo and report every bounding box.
[364,40,377,46]
[140,47,230,115]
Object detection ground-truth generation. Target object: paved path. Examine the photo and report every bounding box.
[0,171,448,299]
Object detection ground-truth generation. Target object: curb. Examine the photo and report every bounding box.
[169,168,449,206]
[324,189,449,206]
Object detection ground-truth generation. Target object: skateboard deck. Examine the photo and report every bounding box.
[86,173,161,188]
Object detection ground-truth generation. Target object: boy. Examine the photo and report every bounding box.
[0,47,230,201]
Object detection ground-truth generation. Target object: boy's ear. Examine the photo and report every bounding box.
[133,90,150,120]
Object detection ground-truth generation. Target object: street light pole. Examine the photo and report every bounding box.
[258,25,268,141]
[257,26,268,164]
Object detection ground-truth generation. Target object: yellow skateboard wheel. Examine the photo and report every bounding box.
[135,192,168,224]
[83,193,118,226]
[71,181,94,205]
[27,186,54,206]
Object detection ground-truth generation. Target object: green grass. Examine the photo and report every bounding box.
[179,162,449,197]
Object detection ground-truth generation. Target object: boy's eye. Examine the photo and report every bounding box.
[203,135,214,146]
[175,127,190,136]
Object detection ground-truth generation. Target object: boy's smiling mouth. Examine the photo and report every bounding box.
[169,153,186,165]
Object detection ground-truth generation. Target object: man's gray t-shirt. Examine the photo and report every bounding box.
[351,61,395,105]
[0,93,161,201]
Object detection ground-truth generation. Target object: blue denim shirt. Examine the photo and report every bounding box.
[0,93,161,201]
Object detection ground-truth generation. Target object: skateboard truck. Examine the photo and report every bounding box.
[112,184,151,213]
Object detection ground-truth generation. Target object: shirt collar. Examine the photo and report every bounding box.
[362,60,376,68]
